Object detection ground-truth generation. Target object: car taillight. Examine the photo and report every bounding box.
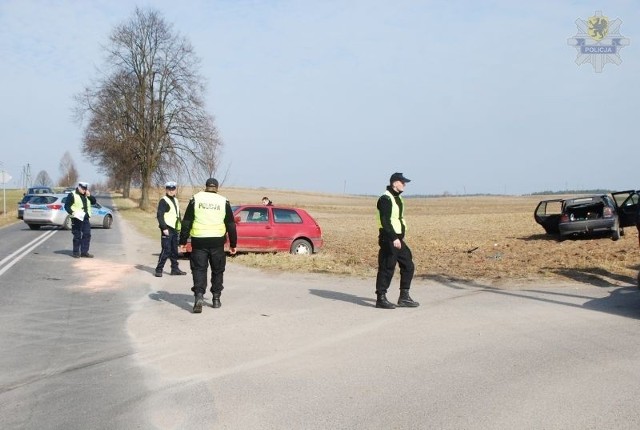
[560,214,569,222]
[24,204,30,209]
[48,204,63,210]
[603,207,613,218]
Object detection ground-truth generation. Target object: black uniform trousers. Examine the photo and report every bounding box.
[190,245,226,296]
[375,233,415,295]
[156,229,180,273]
[71,216,92,255]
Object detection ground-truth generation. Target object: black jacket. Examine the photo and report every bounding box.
[64,191,97,218]
[157,195,179,231]
[179,191,238,248]
[377,185,405,241]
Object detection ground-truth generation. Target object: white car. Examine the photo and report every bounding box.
[23,194,114,230]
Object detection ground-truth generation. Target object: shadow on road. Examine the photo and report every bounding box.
[552,267,637,287]
[135,264,157,275]
[421,273,640,320]
[309,289,376,308]
[53,249,77,257]
[149,290,195,312]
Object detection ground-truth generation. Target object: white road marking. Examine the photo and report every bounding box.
[0,230,57,277]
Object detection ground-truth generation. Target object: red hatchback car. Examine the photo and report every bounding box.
[183,205,323,255]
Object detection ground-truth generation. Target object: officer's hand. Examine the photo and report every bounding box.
[393,239,401,249]
[162,229,169,236]
[178,245,186,253]
[229,247,237,256]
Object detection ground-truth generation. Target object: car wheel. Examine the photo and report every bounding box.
[612,220,620,241]
[290,239,312,255]
[103,215,113,229]
[27,224,40,230]
[63,216,72,230]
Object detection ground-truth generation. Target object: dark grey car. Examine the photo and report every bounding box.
[534,190,639,241]
[17,194,40,219]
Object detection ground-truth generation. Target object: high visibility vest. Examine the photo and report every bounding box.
[190,191,227,238]
[377,190,405,234]
[162,196,181,230]
[71,191,92,218]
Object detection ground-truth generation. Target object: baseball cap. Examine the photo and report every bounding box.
[389,172,411,184]
[78,181,89,189]
[205,178,219,188]
[165,181,177,189]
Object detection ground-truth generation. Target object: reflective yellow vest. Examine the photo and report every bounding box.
[71,191,92,218]
[190,191,227,238]
[377,190,405,234]
[162,196,181,230]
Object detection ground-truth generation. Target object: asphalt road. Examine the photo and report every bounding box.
[2,197,640,429]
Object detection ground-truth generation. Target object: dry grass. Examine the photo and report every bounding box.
[114,187,640,287]
[0,189,26,226]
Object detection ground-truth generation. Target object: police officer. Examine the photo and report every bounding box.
[375,172,419,309]
[180,178,237,313]
[154,181,187,277]
[64,181,97,258]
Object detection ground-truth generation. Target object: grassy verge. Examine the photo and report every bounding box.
[0,189,25,228]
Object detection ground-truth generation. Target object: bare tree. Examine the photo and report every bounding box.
[34,170,53,187]
[58,151,79,187]
[78,71,139,197]
[75,7,222,209]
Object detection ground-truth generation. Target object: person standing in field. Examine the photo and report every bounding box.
[180,178,237,313]
[154,181,187,277]
[374,172,419,309]
[64,181,97,258]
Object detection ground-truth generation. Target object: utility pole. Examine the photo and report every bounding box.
[22,164,32,190]
[0,162,11,217]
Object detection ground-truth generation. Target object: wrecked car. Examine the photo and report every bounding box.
[534,190,639,241]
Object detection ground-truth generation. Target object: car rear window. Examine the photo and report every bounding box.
[30,196,59,205]
[273,209,303,224]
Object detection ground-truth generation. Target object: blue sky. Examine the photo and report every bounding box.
[0,0,638,195]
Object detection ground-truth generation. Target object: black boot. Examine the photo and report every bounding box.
[193,294,204,313]
[376,293,396,309]
[212,293,221,309]
[397,289,419,307]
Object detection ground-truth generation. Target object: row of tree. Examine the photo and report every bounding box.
[74,7,222,210]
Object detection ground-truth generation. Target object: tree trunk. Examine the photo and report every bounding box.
[140,171,152,211]
[122,176,132,198]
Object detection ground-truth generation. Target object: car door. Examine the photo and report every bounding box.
[234,206,274,251]
[534,199,564,234]
[611,190,639,228]
[89,203,106,227]
[270,208,306,251]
